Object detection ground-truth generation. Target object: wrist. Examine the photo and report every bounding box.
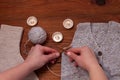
[87,63,101,72]
[22,61,36,72]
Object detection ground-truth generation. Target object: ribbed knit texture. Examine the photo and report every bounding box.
[0,24,39,80]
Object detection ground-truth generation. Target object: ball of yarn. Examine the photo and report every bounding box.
[28,26,47,44]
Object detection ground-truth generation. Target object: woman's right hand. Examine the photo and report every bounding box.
[66,46,99,71]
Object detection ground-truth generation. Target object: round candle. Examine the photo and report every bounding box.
[27,16,38,26]
[63,18,74,29]
[52,32,63,42]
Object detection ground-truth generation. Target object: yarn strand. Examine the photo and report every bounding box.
[46,64,79,77]
[46,65,61,77]
[24,39,30,54]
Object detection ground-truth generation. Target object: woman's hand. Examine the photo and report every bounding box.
[66,46,99,71]
[66,46,108,80]
[25,45,60,70]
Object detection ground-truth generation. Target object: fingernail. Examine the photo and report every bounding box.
[56,53,60,57]
[51,60,55,64]
[67,52,71,56]
[74,63,78,67]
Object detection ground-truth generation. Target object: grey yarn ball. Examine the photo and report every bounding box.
[28,26,47,44]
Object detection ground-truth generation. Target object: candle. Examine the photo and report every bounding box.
[63,18,74,29]
[27,16,38,26]
[52,32,63,42]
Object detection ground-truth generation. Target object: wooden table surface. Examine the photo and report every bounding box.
[0,0,120,80]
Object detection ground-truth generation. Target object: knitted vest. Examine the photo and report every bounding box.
[61,21,120,80]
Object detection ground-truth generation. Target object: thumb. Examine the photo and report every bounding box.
[47,52,60,61]
[66,52,78,60]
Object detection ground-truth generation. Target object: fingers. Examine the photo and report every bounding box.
[34,44,60,60]
[69,57,74,62]
[50,59,56,64]
[47,52,60,61]
[66,52,78,60]
[31,46,34,50]
[34,44,58,53]
[66,52,79,67]
[67,46,91,55]
[42,46,58,53]
[28,46,35,55]
[74,62,78,67]
[67,48,81,54]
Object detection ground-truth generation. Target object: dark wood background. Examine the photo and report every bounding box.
[0,0,120,80]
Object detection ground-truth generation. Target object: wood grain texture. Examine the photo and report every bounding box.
[0,0,120,80]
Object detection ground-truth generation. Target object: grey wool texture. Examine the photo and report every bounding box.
[61,21,120,80]
[0,24,39,80]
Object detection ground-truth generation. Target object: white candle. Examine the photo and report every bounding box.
[63,18,74,29]
[27,16,38,26]
[52,32,63,42]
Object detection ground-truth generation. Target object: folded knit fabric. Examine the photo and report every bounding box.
[0,24,39,80]
[61,21,120,80]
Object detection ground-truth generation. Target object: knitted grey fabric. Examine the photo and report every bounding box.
[61,21,120,80]
[0,24,39,80]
